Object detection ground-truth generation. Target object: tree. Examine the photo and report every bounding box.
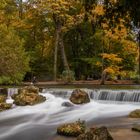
[37,0,83,81]
[0,24,30,84]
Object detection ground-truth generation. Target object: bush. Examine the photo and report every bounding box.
[61,70,75,83]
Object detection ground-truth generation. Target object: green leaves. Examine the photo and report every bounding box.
[0,24,30,84]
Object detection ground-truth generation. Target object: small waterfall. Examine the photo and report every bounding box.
[42,88,73,98]
[7,88,18,98]
[43,88,140,102]
[89,90,140,102]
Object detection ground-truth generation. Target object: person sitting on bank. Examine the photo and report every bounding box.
[32,76,37,84]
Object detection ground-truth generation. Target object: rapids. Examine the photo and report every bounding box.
[0,88,140,140]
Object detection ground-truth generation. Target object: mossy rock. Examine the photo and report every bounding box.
[0,103,12,112]
[77,126,113,140]
[0,95,6,103]
[12,92,46,106]
[18,85,39,95]
[132,125,140,132]
[129,109,140,118]
[70,89,90,104]
[57,120,86,137]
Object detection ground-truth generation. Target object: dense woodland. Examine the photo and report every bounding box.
[0,0,140,84]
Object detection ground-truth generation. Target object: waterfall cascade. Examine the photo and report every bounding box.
[43,89,140,102]
[7,88,18,98]
[89,90,140,102]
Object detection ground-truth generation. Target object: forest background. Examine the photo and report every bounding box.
[0,0,140,85]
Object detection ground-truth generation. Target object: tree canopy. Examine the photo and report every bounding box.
[0,0,139,84]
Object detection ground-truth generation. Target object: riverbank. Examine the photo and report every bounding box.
[21,80,140,89]
[23,80,136,86]
[0,80,139,89]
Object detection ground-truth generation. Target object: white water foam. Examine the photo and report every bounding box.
[0,90,140,140]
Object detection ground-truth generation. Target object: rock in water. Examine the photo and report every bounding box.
[61,102,73,107]
[0,103,12,112]
[18,85,39,94]
[12,86,46,106]
[69,89,90,104]
[0,95,6,103]
[77,126,113,140]
[0,94,12,112]
[57,120,86,137]
[129,109,140,118]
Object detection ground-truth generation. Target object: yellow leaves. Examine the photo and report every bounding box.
[38,0,83,32]
[121,39,137,54]
[96,61,102,67]
[101,53,122,63]
[93,5,104,16]
[101,53,122,76]
[104,67,115,74]
[104,66,120,75]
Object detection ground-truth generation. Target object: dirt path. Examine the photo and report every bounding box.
[22,80,138,87]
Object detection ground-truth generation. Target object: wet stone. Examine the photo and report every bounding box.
[57,120,86,137]
[77,126,113,140]
[129,109,140,118]
[70,89,90,104]
[132,125,140,132]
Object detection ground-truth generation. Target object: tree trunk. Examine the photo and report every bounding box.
[100,70,107,85]
[59,34,70,71]
[19,0,23,19]
[100,36,105,84]
[53,27,60,81]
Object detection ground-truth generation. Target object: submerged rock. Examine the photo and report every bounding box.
[12,92,46,106]
[129,109,140,118]
[77,126,113,140]
[132,125,140,132]
[0,103,12,112]
[61,102,73,107]
[57,120,86,137]
[69,89,90,104]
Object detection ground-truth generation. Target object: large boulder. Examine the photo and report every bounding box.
[129,109,140,118]
[0,103,12,112]
[12,85,45,106]
[18,85,39,95]
[77,126,113,140]
[57,120,86,137]
[69,89,90,104]
[12,92,46,106]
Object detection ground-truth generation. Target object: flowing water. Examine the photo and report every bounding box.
[0,88,140,140]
